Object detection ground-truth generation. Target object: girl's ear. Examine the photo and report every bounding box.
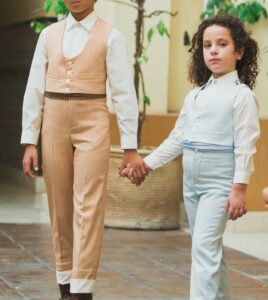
[236,47,245,60]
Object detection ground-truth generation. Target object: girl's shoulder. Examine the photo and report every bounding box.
[235,83,258,106]
[184,85,205,102]
[237,83,255,98]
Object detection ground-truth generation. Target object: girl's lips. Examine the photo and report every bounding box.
[71,1,81,5]
[209,58,221,63]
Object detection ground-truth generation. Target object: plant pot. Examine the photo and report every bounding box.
[105,146,183,230]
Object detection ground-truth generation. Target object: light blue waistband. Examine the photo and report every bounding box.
[183,141,234,153]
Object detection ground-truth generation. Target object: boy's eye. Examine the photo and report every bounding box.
[219,43,226,46]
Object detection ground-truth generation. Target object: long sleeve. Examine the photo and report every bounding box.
[233,87,260,184]
[107,29,139,149]
[21,28,48,145]
[143,94,190,170]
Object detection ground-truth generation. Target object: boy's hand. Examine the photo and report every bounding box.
[224,183,247,220]
[22,144,39,180]
[263,187,268,209]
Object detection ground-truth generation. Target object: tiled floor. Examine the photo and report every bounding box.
[1,183,268,299]
[1,224,268,300]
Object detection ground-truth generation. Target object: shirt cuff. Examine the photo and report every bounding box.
[20,130,39,145]
[144,154,163,170]
[120,135,137,149]
[233,169,252,184]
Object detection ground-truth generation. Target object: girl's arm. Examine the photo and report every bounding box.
[233,87,260,184]
[143,92,191,171]
[225,87,260,220]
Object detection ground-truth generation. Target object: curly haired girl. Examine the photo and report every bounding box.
[123,14,260,300]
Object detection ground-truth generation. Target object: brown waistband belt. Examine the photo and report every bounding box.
[44,91,107,100]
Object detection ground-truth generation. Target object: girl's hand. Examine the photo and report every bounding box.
[224,183,247,220]
[263,187,268,209]
[22,144,39,180]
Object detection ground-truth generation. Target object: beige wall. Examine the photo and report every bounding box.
[0,0,46,27]
[96,0,172,114]
[168,0,204,112]
[249,18,268,118]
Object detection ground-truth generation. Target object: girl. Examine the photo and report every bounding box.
[123,14,260,300]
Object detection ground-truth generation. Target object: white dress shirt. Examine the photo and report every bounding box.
[21,11,139,149]
[144,71,260,184]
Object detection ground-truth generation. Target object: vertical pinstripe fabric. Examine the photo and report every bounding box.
[41,97,110,291]
[45,18,112,95]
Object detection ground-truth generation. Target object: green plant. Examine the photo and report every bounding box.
[201,0,268,24]
[31,0,177,147]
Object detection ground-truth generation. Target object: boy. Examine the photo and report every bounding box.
[21,1,147,299]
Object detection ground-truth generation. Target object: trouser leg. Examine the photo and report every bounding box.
[69,99,110,294]
[183,151,233,300]
[42,98,74,284]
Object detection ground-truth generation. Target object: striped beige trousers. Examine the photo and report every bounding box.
[41,97,110,293]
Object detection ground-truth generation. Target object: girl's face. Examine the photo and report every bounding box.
[64,0,94,14]
[203,25,244,78]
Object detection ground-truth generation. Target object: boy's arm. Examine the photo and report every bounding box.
[107,29,147,182]
[21,28,48,179]
[21,27,48,145]
[106,28,139,150]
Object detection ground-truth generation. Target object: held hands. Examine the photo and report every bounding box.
[224,183,247,220]
[118,149,150,185]
[22,144,39,180]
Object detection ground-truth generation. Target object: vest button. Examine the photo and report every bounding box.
[67,70,72,75]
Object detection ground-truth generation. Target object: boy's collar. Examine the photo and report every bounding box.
[207,70,240,89]
[66,10,97,32]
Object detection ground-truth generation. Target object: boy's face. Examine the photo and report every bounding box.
[64,0,94,14]
[202,25,244,78]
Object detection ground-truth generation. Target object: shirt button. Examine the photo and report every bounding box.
[67,60,73,66]
[67,70,72,75]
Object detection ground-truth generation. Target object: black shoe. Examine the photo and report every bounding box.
[71,293,93,300]
[58,284,71,299]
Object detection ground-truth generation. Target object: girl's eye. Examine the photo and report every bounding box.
[219,43,226,47]
[203,44,210,49]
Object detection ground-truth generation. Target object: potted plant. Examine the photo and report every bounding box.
[32,0,183,230]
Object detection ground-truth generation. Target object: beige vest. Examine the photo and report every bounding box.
[45,18,112,94]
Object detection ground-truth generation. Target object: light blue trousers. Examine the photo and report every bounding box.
[183,149,234,300]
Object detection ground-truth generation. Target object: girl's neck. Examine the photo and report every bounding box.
[71,8,94,21]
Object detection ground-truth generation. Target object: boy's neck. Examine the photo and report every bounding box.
[71,8,94,21]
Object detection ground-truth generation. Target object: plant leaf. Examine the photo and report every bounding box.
[44,0,54,13]
[147,28,154,43]
[137,55,149,64]
[143,95,150,106]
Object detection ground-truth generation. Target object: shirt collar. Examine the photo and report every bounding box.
[206,70,240,89]
[65,10,97,32]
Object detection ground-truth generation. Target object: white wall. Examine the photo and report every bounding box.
[95,0,172,114]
